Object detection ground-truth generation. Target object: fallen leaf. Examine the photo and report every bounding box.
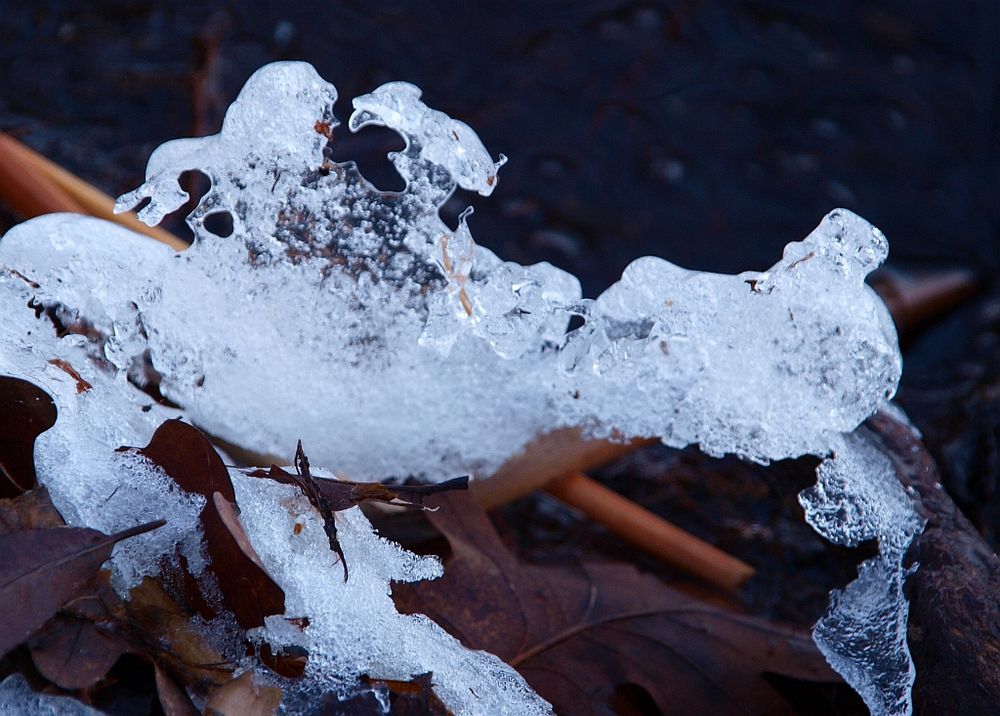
[126,577,234,686]
[27,614,127,690]
[154,663,200,716]
[25,569,130,692]
[0,486,65,534]
[205,671,281,716]
[0,376,56,497]
[127,419,235,501]
[0,519,163,658]
[392,492,838,716]
[123,420,285,630]
[248,441,468,580]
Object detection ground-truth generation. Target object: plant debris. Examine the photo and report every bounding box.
[122,419,286,629]
[247,441,469,581]
[391,491,844,715]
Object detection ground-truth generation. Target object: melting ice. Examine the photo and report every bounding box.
[0,61,921,714]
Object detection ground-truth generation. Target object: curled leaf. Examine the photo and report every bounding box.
[123,420,284,629]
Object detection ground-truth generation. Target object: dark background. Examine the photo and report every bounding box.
[2,0,998,293]
[2,0,1000,592]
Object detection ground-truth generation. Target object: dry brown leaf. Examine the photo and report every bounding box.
[123,419,285,629]
[27,613,128,690]
[126,577,233,686]
[0,486,65,534]
[0,375,56,497]
[0,520,162,658]
[205,671,281,716]
[154,663,201,716]
[393,491,839,716]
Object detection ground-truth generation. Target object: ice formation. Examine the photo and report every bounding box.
[0,61,922,714]
[0,674,104,715]
[0,256,549,713]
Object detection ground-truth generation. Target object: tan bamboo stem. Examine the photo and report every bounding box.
[0,135,84,216]
[546,472,755,591]
[470,428,656,510]
[0,133,187,250]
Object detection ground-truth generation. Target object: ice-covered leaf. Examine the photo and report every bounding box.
[0,375,56,497]
[0,519,162,657]
[124,419,285,630]
[393,491,839,715]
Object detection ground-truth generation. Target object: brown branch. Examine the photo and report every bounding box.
[0,134,83,216]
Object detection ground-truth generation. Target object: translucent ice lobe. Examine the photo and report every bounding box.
[116,62,338,228]
[350,82,506,196]
[800,430,923,716]
[578,209,901,461]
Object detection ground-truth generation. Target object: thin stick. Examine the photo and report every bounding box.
[0,133,187,250]
[546,472,755,591]
[470,428,656,510]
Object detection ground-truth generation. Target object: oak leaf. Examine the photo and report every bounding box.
[392,492,839,716]
[0,520,163,658]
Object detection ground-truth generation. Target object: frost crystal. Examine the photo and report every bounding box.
[0,61,922,714]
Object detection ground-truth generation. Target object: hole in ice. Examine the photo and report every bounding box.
[566,314,586,332]
[203,211,234,238]
[326,124,406,193]
[158,169,213,244]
